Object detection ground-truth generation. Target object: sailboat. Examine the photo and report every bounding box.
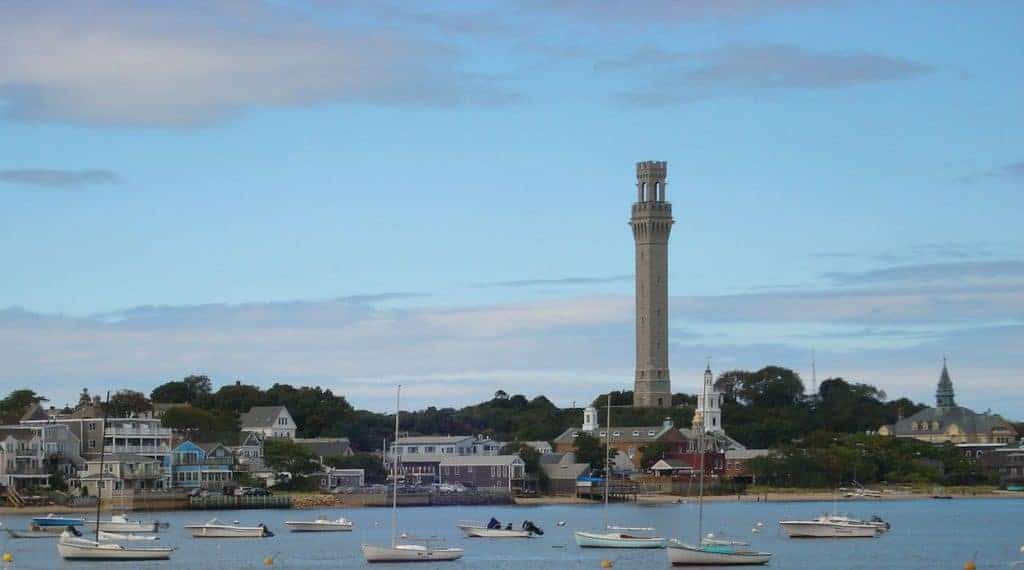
[56,391,175,561]
[667,366,771,566]
[361,385,464,563]
[574,394,667,549]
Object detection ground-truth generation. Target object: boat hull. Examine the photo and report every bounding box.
[667,543,771,566]
[574,531,667,548]
[5,528,57,539]
[362,544,464,562]
[779,521,877,538]
[32,516,84,528]
[57,539,173,560]
[87,521,159,533]
[185,525,272,538]
[284,521,353,532]
[460,526,533,538]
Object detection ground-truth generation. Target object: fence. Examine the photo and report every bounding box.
[189,495,293,510]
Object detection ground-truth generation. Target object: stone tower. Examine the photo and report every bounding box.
[631,161,674,408]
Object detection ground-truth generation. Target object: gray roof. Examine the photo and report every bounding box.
[294,437,352,458]
[539,452,567,465]
[553,424,677,445]
[0,427,37,442]
[395,435,474,445]
[890,406,1017,437]
[20,403,51,422]
[439,455,523,467]
[725,449,772,460]
[541,459,590,480]
[240,406,289,429]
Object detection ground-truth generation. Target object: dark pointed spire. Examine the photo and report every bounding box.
[936,357,956,408]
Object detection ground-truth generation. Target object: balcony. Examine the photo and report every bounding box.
[105,425,173,437]
[104,445,172,455]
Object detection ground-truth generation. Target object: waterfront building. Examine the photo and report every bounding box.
[78,453,164,498]
[165,441,235,490]
[240,405,297,439]
[438,455,526,492]
[386,435,507,484]
[632,160,674,408]
[552,411,691,473]
[0,424,82,492]
[878,360,1018,444]
[310,467,365,490]
[539,452,591,494]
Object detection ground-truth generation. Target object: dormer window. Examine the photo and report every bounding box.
[632,431,640,437]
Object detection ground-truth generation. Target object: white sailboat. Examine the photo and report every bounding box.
[361,385,464,563]
[574,394,666,549]
[56,391,175,562]
[667,364,772,566]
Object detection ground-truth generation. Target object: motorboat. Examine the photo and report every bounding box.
[362,543,465,563]
[361,385,464,564]
[57,527,174,560]
[32,514,85,528]
[457,519,543,538]
[823,514,890,533]
[284,516,354,532]
[184,519,274,538]
[779,517,879,538]
[667,539,772,566]
[574,530,668,548]
[86,513,161,533]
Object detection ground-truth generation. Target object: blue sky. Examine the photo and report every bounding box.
[1,1,1022,416]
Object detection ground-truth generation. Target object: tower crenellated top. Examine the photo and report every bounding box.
[635,160,668,203]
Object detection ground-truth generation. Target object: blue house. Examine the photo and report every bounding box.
[166,441,235,490]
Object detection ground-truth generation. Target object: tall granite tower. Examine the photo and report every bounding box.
[631,161,674,408]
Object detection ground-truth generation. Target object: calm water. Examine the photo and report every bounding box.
[1,499,1021,569]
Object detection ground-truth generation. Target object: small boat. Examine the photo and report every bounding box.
[184,519,274,538]
[284,516,354,532]
[5,527,60,539]
[98,531,160,541]
[57,527,174,560]
[574,530,667,548]
[362,542,465,563]
[779,517,879,538]
[86,514,160,533]
[667,540,772,566]
[361,385,464,564]
[457,520,543,538]
[32,514,85,528]
[823,514,890,533]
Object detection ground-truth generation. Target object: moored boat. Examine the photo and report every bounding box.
[32,514,85,528]
[284,516,353,532]
[57,528,174,560]
[457,519,543,538]
[5,527,59,539]
[184,519,274,538]
[779,518,879,538]
[98,530,160,541]
[574,531,667,548]
[362,543,464,563]
[667,540,772,566]
[86,514,160,533]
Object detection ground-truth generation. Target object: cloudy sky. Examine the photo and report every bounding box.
[1,1,1021,415]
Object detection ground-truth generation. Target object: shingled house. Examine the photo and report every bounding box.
[240,406,296,439]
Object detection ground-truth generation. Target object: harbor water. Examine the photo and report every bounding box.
[1,498,1020,569]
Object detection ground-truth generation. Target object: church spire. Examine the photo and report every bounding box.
[936,357,956,408]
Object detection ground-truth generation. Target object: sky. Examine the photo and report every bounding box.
[1,1,1022,416]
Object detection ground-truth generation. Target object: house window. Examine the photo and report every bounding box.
[88,422,96,431]
[407,447,418,454]
[632,431,640,437]
[425,447,435,453]
[647,431,655,436]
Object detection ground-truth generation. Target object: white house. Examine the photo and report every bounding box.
[239,406,296,439]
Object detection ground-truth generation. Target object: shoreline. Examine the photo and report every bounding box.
[2,489,1019,515]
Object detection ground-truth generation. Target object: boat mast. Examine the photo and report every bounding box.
[391,385,401,548]
[604,392,611,530]
[95,391,111,542]
[696,366,707,546]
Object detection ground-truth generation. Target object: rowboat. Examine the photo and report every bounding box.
[667,540,771,566]
[184,519,274,538]
[57,528,174,560]
[5,527,59,539]
[362,543,465,563]
[284,516,353,532]
[574,531,667,548]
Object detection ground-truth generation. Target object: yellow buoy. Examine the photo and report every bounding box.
[264,556,274,566]
[601,560,614,568]
[2,552,12,563]
[964,562,976,570]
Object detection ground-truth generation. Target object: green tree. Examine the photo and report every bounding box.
[0,389,47,423]
[106,390,152,418]
[573,433,605,471]
[150,375,212,403]
[264,438,316,475]
[161,406,239,444]
[639,442,669,471]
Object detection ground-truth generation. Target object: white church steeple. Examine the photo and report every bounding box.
[693,360,723,433]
